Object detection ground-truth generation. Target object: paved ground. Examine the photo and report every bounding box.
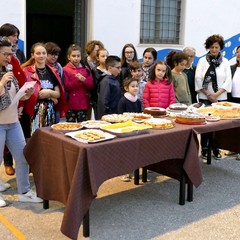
[0,152,240,240]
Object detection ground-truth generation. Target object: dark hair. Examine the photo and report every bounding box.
[165,50,188,70]
[204,34,225,50]
[235,45,240,65]
[148,60,172,84]
[120,43,138,66]
[67,44,81,56]
[0,23,20,38]
[45,42,61,55]
[105,55,121,69]
[129,61,142,71]
[85,40,104,55]
[143,47,157,61]
[0,36,11,49]
[123,77,138,91]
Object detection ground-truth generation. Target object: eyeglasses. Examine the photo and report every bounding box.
[188,55,195,58]
[125,51,134,54]
[0,52,13,57]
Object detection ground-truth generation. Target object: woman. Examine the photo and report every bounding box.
[195,34,232,159]
[228,45,240,160]
[0,37,42,207]
[21,42,66,135]
[0,23,27,176]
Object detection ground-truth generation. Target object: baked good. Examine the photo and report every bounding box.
[212,102,240,119]
[51,122,82,131]
[74,130,106,142]
[144,118,174,129]
[101,114,134,123]
[175,112,205,124]
[144,107,166,116]
[169,103,188,111]
[123,112,152,121]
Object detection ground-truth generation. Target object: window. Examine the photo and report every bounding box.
[140,0,182,44]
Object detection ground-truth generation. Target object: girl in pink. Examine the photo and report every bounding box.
[143,60,175,109]
[63,44,94,122]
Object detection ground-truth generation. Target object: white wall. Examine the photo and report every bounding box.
[89,0,240,62]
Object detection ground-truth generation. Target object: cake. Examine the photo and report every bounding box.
[123,112,152,121]
[144,107,166,116]
[144,118,174,129]
[175,112,206,124]
[212,102,240,119]
[169,103,188,111]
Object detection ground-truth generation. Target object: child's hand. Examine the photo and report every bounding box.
[76,73,86,82]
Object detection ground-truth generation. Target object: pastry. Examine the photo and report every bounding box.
[175,112,205,124]
[144,118,174,129]
[169,103,188,111]
[144,107,167,116]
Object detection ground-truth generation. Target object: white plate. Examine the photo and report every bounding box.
[51,122,82,132]
[65,129,116,143]
[81,120,109,129]
[205,116,221,122]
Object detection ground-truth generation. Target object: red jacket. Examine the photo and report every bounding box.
[22,64,67,117]
[63,62,94,111]
[143,79,175,109]
[10,55,26,88]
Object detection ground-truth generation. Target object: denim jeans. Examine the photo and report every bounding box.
[0,121,30,194]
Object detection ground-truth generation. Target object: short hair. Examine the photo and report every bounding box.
[44,42,61,55]
[129,61,142,71]
[67,44,81,56]
[123,77,138,90]
[183,46,196,55]
[0,36,12,49]
[105,55,121,69]
[0,23,20,37]
[204,34,225,50]
[143,47,157,61]
[85,40,104,55]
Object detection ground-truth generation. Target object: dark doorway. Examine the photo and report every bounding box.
[26,0,74,65]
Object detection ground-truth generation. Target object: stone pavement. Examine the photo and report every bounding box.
[0,153,240,240]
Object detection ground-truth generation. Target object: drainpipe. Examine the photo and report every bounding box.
[74,0,87,55]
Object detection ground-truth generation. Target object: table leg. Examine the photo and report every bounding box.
[134,169,139,185]
[83,210,90,237]
[142,167,148,182]
[43,200,49,209]
[207,133,213,165]
[187,183,193,202]
[179,171,186,205]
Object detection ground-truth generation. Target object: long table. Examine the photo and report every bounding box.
[23,119,240,239]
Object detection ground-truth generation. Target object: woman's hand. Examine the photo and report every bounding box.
[20,87,35,101]
[38,89,51,99]
[1,72,14,86]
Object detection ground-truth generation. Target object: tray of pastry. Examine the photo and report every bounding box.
[51,122,82,132]
[100,120,151,137]
[65,129,116,143]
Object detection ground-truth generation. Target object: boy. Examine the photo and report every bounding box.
[129,61,146,111]
[97,55,122,119]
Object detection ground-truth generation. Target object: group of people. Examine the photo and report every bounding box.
[0,21,240,205]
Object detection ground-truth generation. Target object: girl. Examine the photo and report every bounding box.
[118,77,142,114]
[22,42,66,135]
[143,61,175,109]
[119,43,138,88]
[166,51,192,105]
[63,44,94,122]
[0,37,42,207]
[142,47,157,82]
[118,77,141,182]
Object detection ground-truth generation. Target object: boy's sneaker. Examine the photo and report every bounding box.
[119,175,131,182]
[18,189,43,203]
[201,148,208,160]
[236,154,240,160]
[0,194,7,207]
[0,179,11,191]
[213,149,222,160]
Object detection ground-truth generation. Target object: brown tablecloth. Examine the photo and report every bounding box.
[24,123,202,239]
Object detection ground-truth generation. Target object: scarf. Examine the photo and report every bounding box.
[124,92,138,102]
[202,52,222,92]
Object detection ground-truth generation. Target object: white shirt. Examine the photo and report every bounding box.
[232,67,240,98]
[195,57,232,100]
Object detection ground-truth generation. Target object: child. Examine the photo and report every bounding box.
[129,61,146,111]
[142,47,157,82]
[143,60,175,109]
[118,77,142,114]
[166,50,192,105]
[63,44,94,122]
[97,55,122,119]
[118,78,141,182]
